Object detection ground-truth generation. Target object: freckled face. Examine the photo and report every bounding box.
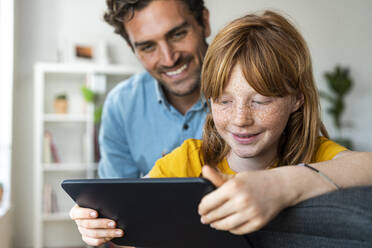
[211,64,301,164]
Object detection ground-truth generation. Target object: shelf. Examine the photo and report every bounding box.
[34,61,137,248]
[43,114,92,122]
[35,62,142,75]
[43,163,98,172]
[43,212,71,221]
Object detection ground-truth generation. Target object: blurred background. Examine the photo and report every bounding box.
[1,0,371,247]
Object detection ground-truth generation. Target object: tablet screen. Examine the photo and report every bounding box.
[62,177,249,248]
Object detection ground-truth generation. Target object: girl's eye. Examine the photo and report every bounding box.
[215,98,231,105]
[252,97,272,105]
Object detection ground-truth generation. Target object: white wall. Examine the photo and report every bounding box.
[12,0,372,247]
[0,209,13,248]
[0,0,14,246]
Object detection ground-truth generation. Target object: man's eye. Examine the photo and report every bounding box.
[140,44,155,52]
[172,30,187,40]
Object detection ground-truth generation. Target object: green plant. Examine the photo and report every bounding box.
[55,93,67,100]
[320,65,353,149]
[81,86,95,103]
[94,106,103,124]
[81,85,102,123]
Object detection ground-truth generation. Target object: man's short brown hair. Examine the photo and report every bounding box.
[104,0,206,48]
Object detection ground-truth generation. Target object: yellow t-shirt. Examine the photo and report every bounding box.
[148,137,347,178]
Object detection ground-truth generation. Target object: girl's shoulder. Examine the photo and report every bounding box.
[313,137,348,162]
[148,139,204,178]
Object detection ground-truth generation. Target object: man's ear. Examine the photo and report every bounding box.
[292,93,304,113]
[202,8,211,38]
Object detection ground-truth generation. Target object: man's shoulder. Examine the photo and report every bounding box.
[106,71,156,102]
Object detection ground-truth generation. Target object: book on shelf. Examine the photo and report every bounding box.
[43,183,59,214]
[0,182,3,204]
[43,131,61,163]
[43,132,51,163]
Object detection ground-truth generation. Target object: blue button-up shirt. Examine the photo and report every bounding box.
[98,72,208,178]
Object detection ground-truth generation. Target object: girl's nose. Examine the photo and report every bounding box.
[231,103,254,127]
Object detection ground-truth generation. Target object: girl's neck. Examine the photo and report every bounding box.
[227,149,277,173]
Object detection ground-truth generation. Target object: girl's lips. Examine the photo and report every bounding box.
[232,132,260,144]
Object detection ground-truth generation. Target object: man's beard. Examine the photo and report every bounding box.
[159,75,201,97]
[157,53,201,97]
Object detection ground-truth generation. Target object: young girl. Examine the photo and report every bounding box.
[71,10,372,246]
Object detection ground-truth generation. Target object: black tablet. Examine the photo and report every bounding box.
[61,177,249,248]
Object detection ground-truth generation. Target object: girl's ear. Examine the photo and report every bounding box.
[292,93,304,113]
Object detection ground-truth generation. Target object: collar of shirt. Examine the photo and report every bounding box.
[154,79,170,110]
[154,80,208,113]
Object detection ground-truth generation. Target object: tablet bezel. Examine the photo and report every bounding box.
[62,177,249,248]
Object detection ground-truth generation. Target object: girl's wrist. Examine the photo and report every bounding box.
[275,165,336,207]
[272,166,302,208]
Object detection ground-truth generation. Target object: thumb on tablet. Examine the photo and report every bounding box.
[202,165,232,187]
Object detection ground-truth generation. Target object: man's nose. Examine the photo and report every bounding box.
[159,42,179,67]
[231,103,254,127]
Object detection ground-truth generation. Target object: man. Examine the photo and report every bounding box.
[70,0,210,246]
[99,0,210,178]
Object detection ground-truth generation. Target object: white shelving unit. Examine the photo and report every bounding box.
[34,62,141,248]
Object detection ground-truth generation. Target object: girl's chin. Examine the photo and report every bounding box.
[232,149,257,159]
